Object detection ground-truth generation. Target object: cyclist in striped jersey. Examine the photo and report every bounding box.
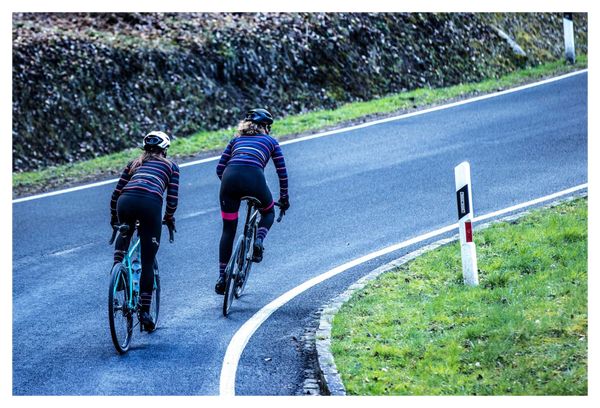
[110,131,179,331]
[215,109,290,295]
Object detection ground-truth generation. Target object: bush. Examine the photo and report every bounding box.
[12,12,588,172]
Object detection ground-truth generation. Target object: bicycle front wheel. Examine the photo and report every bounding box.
[108,263,133,353]
[223,235,244,316]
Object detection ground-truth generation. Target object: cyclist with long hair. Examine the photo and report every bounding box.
[109,131,179,331]
[215,108,290,294]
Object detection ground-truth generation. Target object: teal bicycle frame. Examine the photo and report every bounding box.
[120,237,142,312]
[114,233,160,318]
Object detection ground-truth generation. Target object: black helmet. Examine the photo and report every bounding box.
[245,108,273,125]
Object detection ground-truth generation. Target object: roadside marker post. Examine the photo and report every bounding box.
[454,161,479,286]
[563,13,576,64]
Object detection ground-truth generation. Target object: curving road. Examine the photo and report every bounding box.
[12,71,587,395]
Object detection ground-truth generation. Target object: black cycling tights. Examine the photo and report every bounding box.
[114,192,162,300]
[219,165,275,269]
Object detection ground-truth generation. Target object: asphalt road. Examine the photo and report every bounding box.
[12,71,588,395]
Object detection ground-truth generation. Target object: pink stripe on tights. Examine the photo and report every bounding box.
[221,211,238,220]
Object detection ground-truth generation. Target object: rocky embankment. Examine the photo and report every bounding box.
[12,12,587,172]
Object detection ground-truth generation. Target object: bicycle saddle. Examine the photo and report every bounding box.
[117,220,140,235]
[241,196,262,207]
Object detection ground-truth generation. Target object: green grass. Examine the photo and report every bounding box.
[331,197,588,395]
[12,56,587,195]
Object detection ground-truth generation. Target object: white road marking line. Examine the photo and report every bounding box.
[13,69,587,204]
[279,69,588,147]
[219,183,588,395]
[49,243,95,257]
[179,207,220,220]
[13,179,122,203]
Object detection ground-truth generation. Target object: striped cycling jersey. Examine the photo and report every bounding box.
[110,158,180,218]
[216,134,288,198]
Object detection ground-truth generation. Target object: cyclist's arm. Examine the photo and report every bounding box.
[110,162,133,218]
[164,162,180,219]
[271,142,288,200]
[216,139,234,180]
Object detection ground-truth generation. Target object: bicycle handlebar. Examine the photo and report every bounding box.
[109,227,118,245]
[108,224,130,245]
[109,223,174,245]
[165,223,175,243]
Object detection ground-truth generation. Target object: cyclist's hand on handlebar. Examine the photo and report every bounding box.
[109,216,119,245]
[276,197,289,223]
[163,215,176,243]
[162,215,177,232]
[110,215,119,228]
[278,196,290,212]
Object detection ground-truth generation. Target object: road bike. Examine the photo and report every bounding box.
[222,197,285,316]
[107,222,174,353]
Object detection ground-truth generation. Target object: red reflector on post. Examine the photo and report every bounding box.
[465,221,473,243]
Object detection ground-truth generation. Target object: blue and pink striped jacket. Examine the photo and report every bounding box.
[216,134,288,198]
[110,158,180,218]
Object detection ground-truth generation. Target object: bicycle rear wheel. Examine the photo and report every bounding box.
[223,235,244,316]
[235,235,254,299]
[148,259,161,332]
[108,263,133,353]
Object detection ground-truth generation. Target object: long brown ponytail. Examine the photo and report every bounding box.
[235,120,268,136]
[129,150,171,175]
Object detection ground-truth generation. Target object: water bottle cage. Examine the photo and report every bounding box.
[132,261,141,296]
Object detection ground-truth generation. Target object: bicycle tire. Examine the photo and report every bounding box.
[148,258,161,332]
[223,235,244,316]
[235,234,254,298]
[108,263,133,353]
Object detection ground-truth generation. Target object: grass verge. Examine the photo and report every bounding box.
[13,56,587,197]
[330,197,588,395]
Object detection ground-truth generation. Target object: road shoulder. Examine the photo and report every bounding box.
[312,191,587,395]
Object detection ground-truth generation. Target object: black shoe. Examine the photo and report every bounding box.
[215,274,226,295]
[252,238,264,263]
[139,311,155,332]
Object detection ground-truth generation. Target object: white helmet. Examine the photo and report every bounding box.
[143,131,170,151]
